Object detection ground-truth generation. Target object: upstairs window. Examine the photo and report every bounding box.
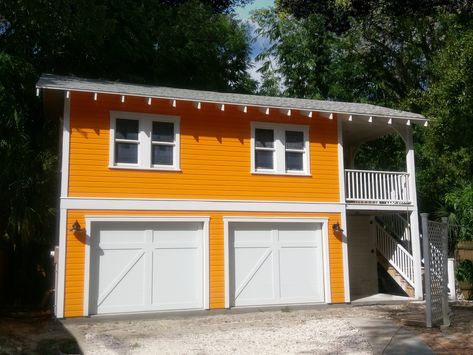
[152,122,176,167]
[285,130,305,171]
[254,128,275,170]
[115,119,139,164]
[110,112,180,170]
[251,122,310,175]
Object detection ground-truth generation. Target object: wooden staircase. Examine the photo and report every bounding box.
[377,251,415,297]
[375,215,415,297]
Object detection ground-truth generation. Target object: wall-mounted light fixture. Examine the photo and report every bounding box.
[332,223,343,233]
[71,220,84,235]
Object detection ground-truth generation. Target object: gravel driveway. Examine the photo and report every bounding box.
[63,305,400,354]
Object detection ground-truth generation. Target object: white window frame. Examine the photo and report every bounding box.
[250,122,310,176]
[109,111,180,171]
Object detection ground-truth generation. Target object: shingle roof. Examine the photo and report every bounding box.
[37,74,426,122]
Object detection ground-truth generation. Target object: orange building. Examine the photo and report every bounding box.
[38,74,428,318]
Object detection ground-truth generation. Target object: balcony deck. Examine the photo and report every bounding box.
[345,169,411,207]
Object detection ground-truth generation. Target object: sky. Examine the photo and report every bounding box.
[234,0,275,83]
[235,0,274,21]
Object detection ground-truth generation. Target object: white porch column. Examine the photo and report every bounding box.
[337,118,350,303]
[404,126,423,300]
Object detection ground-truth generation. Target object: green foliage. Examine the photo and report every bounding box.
[152,2,256,92]
[456,259,473,283]
[0,0,255,91]
[417,16,473,211]
[253,10,336,99]
[0,52,57,305]
[445,184,473,241]
[354,135,406,172]
[0,0,255,306]
[254,3,473,225]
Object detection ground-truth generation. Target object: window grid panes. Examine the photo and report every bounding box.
[252,124,309,175]
[285,130,305,172]
[254,128,275,170]
[151,121,175,166]
[115,119,139,164]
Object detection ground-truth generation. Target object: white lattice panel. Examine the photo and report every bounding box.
[422,216,450,328]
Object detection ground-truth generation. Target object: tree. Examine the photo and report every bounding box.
[417,16,473,211]
[0,0,255,307]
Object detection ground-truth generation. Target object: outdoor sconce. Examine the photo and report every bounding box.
[332,223,343,233]
[71,220,84,235]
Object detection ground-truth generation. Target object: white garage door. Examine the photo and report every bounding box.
[230,222,325,307]
[89,221,205,314]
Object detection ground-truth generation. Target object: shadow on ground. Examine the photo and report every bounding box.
[387,301,473,354]
[0,309,81,355]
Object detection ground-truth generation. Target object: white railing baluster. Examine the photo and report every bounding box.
[344,170,410,205]
[375,221,415,287]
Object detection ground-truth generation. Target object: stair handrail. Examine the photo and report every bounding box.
[375,220,415,287]
[376,214,412,253]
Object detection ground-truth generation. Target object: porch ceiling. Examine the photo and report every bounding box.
[342,118,399,147]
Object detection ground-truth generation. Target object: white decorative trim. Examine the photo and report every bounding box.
[322,220,332,304]
[250,122,310,175]
[37,85,428,124]
[56,208,67,318]
[60,94,71,197]
[223,218,230,308]
[404,127,423,300]
[336,118,350,303]
[83,216,210,316]
[56,92,70,318]
[61,197,346,213]
[341,210,350,303]
[346,204,415,211]
[337,117,345,203]
[109,111,180,170]
[223,217,331,308]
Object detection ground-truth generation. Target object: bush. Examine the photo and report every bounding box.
[445,183,473,241]
[456,259,473,283]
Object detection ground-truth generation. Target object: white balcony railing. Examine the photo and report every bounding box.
[345,169,410,204]
[376,221,415,287]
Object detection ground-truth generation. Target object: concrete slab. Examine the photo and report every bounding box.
[352,293,414,305]
[61,303,347,325]
[350,318,433,355]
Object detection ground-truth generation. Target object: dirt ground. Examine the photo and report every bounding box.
[0,310,80,354]
[390,302,473,354]
[0,303,472,354]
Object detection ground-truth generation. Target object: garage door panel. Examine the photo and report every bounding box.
[234,247,271,290]
[98,252,147,311]
[231,222,325,307]
[277,223,317,243]
[90,221,205,315]
[153,222,201,243]
[96,249,146,301]
[99,227,147,244]
[235,251,275,304]
[152,248,202,307]
[233,226,272,243]
[279,247,323,301]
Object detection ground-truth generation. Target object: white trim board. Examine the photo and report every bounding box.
[341,210,350,303]
[60,94,71,197]
[56,91,70,319]
[37,81,428,124]
[346,204,415,211]
[223,217,331,309]
[56,208,67,318]
[250,121,311,176]
[61,197,346,213]
[83,216,210,316]
[109,111,181,171]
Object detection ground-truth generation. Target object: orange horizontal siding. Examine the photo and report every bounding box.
[67,92,340,202]
[63,210,344,317]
